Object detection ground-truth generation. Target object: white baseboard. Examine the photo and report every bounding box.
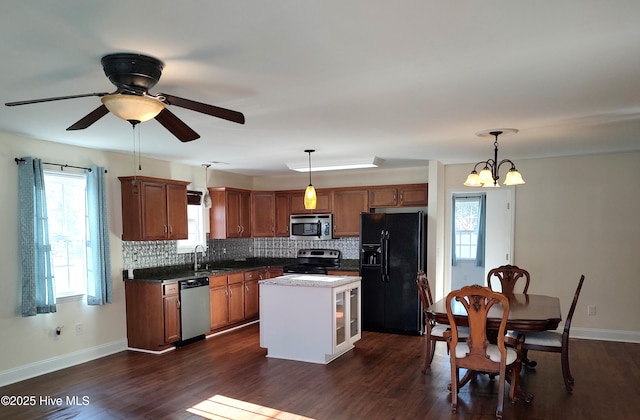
[0,339,127,388]
[571,327,640,343]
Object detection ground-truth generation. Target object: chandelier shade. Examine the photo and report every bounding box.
[464,129,525,187]
[101,94,165,123]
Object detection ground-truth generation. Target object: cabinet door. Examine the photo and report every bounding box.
[368,188,398,208]
[348,285,361,342]
[244,280,259,319]
[334,288,348,352]
[228,282,245,323]
[274,192,291,237]
[239,191,252,237]
[165,183,188,239]
[398,184,428,206]
[225,190,242,238]
[251,192,275,237]
[209,285,229,330]
[290,190,332,214]
[163,294,181,343]
[332,189,369,237]
[141,181,168,240]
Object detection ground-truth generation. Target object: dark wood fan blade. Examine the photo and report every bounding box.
[154,108,200,142]
[159,93,245,124]
[66,105,110,130]
[5,92,110,106]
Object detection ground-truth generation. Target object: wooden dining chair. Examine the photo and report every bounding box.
[416,271,469,373]
[487,264,531,294]
[445,285,523,420]
[508,275,585,394]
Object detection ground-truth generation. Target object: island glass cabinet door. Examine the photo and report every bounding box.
[333,283,361,354]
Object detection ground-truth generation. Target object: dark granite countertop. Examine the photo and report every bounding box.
[124,257,360,282]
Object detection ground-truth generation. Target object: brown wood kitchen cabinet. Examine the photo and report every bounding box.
[209,187,251,239]
[332,188,369,237]
[209,274,229,330]
[228,272,246,324]
[368,183,428,208]
[124,281,181,351]
[243,269,262,320]
[251,192,275,237]
[290,189,332,214]
[119,176,190,241]
[274,192,291,237]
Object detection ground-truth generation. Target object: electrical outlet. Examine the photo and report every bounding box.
[75,323,83,335]
[587,305,596,316]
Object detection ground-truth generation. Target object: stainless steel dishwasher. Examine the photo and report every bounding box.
[178,277,210,345]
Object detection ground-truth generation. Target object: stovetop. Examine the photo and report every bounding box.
[283,249,341,274]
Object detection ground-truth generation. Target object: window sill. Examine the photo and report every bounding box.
[56,294,85,304]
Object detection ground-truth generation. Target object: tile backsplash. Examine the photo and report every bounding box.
[122,237,360,270]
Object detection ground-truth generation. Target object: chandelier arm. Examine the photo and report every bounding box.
[497,159,516,172]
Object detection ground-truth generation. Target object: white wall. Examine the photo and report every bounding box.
[440,152,640,341]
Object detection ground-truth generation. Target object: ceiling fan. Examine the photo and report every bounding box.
[4,52,245,142]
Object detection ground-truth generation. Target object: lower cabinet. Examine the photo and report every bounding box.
[333,282,361,356]
[209,274,230,330]
[125,281,180,351]
[228,273,245,324]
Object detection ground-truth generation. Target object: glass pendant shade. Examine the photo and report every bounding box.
[478,167,494,184]
[464,171,483,187]
[504,169,525,185]
[483,180,500,188]
[304,184,317,209]
[101,94,165,122]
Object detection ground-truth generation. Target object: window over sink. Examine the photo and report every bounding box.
[177,190,207,254]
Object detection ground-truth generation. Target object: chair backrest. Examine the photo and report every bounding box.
[446,284,510,372]
[487,264,531,294]
[563,275,585,337]
[416,270,434,308]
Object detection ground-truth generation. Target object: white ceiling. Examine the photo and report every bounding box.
[2,1,639,176]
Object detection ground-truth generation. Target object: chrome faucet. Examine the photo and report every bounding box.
[193,244,206,271]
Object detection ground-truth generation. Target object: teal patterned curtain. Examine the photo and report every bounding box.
[475,194,487,267]
[86,166,112,305]
[18,157,56,316]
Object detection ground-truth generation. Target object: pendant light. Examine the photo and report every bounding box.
[303,149,317,210]
[202,164,212,208]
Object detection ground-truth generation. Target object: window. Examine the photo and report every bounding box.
[177,200,207,253]
[44,171,87,298]
[453,195,483,260]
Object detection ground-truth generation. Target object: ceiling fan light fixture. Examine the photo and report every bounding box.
[101,94,165,123]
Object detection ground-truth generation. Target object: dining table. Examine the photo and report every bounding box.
[426,292,562,403]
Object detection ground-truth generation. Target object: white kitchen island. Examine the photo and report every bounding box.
[259,274,361,364]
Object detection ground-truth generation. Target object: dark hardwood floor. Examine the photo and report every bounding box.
[1,323,639,419]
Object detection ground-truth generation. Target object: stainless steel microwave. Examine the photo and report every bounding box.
[290,214,333,240]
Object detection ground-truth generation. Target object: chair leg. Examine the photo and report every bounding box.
[561,346,573,393]
[496,367,506,420]
[422,339,433,373]
[450,367,459,413]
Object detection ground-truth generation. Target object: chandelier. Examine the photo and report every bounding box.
[464,129,525,187]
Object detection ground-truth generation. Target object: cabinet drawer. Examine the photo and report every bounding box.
[228,272,244,284]
[209,274,228,288]
[163,283,179,296]
[244,270,261,281]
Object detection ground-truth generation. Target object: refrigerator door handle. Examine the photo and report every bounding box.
[379,230,386,281]
[383,230,390,281]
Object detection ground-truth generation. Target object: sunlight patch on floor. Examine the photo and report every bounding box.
[187,394,316,420]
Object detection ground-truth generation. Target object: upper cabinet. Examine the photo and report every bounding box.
[368,183,428,208]
[251,191,275,237]
[210,187,252,239]
[290,189,332,214]
[274,192,291,237]
[119,176,189,241]
[332,189,369,237]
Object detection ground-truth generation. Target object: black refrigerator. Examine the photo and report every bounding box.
[360,211,425,335]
